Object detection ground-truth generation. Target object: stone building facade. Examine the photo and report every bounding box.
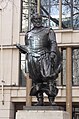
[0,0,79,119]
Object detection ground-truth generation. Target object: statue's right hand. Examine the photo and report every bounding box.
[16,43,27,54]
[16,43,21,48]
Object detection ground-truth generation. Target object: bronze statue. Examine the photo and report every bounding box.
[16,13,62,106]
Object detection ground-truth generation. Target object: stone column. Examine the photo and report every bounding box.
[26,73,32,106]
[37,0,41,15]
[66,47,72,119]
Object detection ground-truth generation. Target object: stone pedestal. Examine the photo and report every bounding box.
[16,106,70,119]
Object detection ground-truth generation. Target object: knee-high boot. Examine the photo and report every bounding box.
[48,80,58,106]
[35,92,44,106]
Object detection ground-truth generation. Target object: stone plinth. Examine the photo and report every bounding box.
[16,108,69,119]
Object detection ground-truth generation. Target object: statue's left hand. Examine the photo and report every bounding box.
[50,52,56,59]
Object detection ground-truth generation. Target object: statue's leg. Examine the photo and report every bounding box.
[30,83,44,106]
[48,80,58,106]
[48,96,56,106]
[35,92,44,106]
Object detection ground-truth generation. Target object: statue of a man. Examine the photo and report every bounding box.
[16,13,62,106]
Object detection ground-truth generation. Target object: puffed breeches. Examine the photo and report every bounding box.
[28,52,56,83]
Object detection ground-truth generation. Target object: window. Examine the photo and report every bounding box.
[21,0,36,32]
[61,47,79,86]
[72,48,79,85]
[62,0,73,28]
[21,0,79,31]
[73,107,79,119]
[41,0,59,28]
[61,48,66,85]
[73,0,79,29]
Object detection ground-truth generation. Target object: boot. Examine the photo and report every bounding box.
[48,97,56,106]
[35,93,44,106]
[48,80,58,106]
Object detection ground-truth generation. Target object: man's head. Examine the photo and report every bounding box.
[31,13,42,27]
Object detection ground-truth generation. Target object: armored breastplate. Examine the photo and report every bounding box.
[27,27,49,50]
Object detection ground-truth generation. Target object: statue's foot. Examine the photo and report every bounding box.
[49,97,57,106]
[49,101,57,106]
[35,93,44,106]
[34,102,44,106]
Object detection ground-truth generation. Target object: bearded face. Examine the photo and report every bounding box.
[31,14,42,28]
